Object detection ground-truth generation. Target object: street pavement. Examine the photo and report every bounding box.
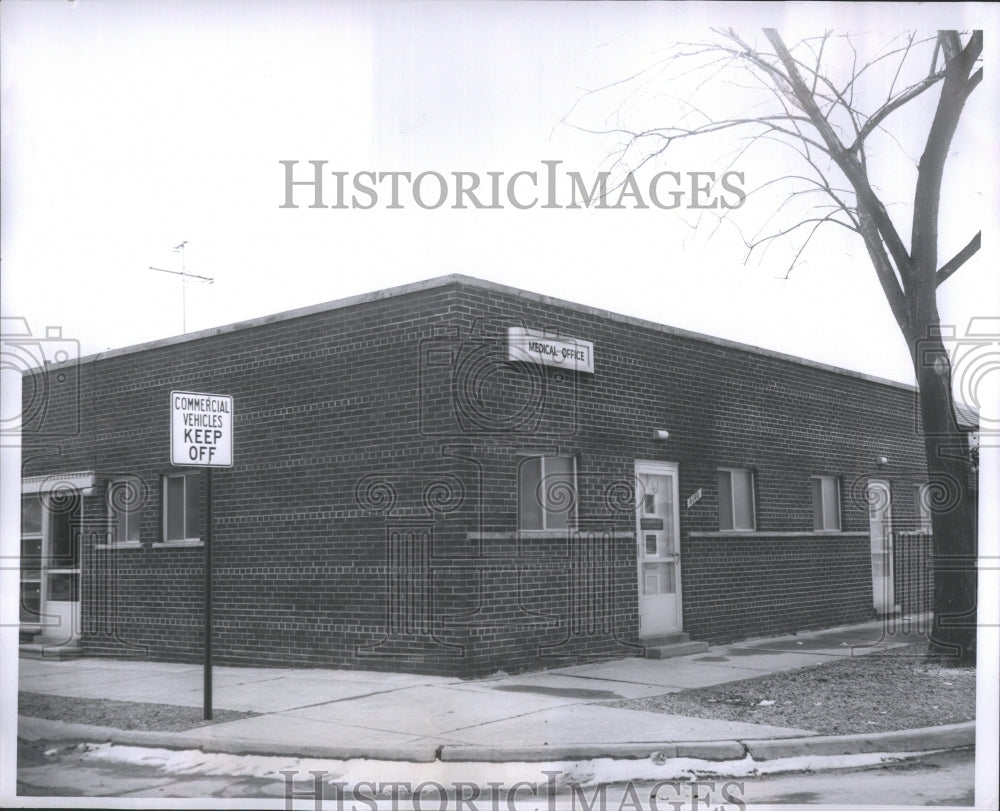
[14,742,977,804]
[18,616,971,763]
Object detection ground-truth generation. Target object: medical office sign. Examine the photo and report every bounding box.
[171,391,234,467]
[508,327,595,374]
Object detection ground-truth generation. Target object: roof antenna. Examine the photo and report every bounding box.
[149,241,214,334]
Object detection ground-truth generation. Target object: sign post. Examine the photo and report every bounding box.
[170,391,233,721]
[204,466,213,720]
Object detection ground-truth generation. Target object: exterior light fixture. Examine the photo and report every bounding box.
[877,455,888,467]
[653,429,670,441]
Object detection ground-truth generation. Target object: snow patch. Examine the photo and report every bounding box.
[77,743,945,787]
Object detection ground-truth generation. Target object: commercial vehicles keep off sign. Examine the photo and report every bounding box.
[170,391,234,467]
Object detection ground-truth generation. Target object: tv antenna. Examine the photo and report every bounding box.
[149,241,214,334]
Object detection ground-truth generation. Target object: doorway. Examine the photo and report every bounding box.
[20,492,82,643]
[867,479,896,615]
[635,461,682,637]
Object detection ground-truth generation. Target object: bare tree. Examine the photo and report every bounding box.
[584,29,982,663]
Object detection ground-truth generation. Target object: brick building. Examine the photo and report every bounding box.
[18,275,953,675]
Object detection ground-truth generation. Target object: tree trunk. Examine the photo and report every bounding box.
[909,327,977,665]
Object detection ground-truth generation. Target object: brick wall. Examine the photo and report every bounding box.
[21,277,939,675]
[682,532,874,642]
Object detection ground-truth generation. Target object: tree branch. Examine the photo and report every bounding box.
[764,28,915,289]
[965,67,983,99]
[911,30,982,283]
[936,232,981,286]
[848,69,947,153]
[571,28,979,330]
[857,209,909,332]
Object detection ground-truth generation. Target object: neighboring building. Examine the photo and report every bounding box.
[18,275,959,675]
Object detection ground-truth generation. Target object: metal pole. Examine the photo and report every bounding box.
[204,467,213,721]
[177,241,187,334]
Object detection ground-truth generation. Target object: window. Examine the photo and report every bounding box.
[48,500,80,569]
[717,468,755,531]
[108,479,142,544]
[518,456,576,530]
[162,473,201,542]
[915,483,933,532]
[20,496,43,623]
[812,476,841,531]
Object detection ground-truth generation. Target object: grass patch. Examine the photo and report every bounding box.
[604,643,975,735]
[19,692,259,733]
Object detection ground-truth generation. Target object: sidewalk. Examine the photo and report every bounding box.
[18,618,973,763]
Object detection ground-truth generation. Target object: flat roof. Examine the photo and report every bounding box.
[71,272,919,389]
[62,273,977,428]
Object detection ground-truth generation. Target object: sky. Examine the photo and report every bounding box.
[2,0,997,395]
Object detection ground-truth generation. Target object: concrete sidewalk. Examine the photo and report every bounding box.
[19,617,971,762]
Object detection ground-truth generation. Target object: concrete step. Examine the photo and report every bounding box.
[641,632,693,647]
[644,639,709,660]
[19,640,83,660]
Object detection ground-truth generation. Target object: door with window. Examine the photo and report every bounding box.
[635,461,682,637]
[867,479,895,615]
[20,493,82,642]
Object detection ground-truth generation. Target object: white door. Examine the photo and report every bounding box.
[635,461,682,637]
[867,479,895,615]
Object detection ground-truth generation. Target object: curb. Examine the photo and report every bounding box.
[740,721,976,761]
[19,715,975,764]
[437,740,747,763]
[17,717,438,762]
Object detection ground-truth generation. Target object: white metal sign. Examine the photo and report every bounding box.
[507,327,595,374]
[170,391,233,467]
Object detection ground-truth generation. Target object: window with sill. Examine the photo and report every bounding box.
[812,475,842,531]
[108,478,142,544]
[518,456,576,531]
[162,472,201,542]
[717,468,756,531]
